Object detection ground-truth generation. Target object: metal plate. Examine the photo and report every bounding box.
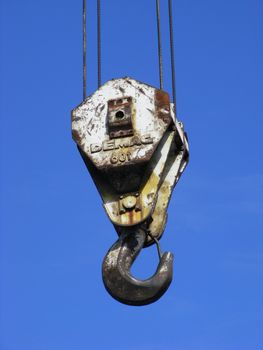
[72,77,172,170]
[72,78,189,235]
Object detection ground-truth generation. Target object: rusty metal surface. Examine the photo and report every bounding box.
[146,105,189,244]
[103,131,175,227]
[77,0,188,306]
[72,77,171,171]
[72,78,189,241]
[107,97,134,138]
[102,226,173,306]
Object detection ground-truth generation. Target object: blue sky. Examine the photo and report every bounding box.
[1,0,263,349]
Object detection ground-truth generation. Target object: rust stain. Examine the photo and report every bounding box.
[72,129,82,145]
[71,77,189,231]
[155,90,172,124]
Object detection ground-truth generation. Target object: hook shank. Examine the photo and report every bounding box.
[102,228,173,306]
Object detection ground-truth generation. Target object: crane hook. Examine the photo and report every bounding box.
[102,227,173,306]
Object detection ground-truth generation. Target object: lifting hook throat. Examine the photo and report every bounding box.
[102,228,173,306]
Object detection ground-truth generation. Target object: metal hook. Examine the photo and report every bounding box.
[102,227,173,306]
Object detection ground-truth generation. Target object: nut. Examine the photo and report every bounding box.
[122,196,137,210]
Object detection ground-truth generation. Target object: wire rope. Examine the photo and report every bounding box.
[168,0,177,115]
[83,0,87,99]
[156,0,163,90]
[83,0,176,103]
[97,0,101,88]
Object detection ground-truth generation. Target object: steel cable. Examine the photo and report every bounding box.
[156,0,163,90]
[168,0,177,115]
[97,0,101,88]
[83,0,175,103]
[83,0,87,99]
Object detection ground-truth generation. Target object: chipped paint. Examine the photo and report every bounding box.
[72,77,171,170]
[72,78,189,245]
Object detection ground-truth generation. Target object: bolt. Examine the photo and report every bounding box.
[122,196,137,210]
